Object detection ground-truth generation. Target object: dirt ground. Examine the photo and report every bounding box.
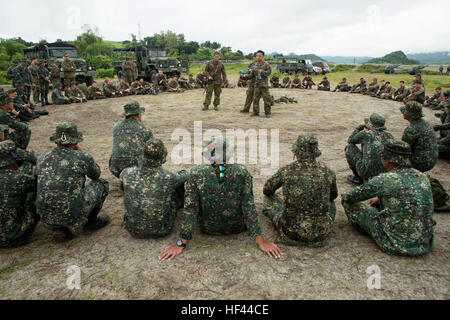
[1,78,449,300]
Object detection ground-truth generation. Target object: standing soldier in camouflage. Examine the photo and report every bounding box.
[109,102,154,181]
[29,58,40,104]
[263,134,338,247]
[341,140,435,256]
[36,122,110,242]
[13,59,32,102]
[380,82,396,99]
[121,139,189,239]
[401,101,438,172]
[0,94,31,150]
[86,81,106,100]
[281,73,291,88]
[49,61,61,87]
[270,73,281,88]
[121,57,138,86]
[434,102,450,159]
[159,136,282,261]
[405,82,426,104]
[7,60,19,88]
[364,78,379,96]
[424,87,443,108]
[392,81,409,101]
[61,53,76,90]
[317,76,330,91]
[38,60,51,106]
[439,65,443,75]
[291,74,302,88]
[332,78,350,92]
[0,140,40,248]
[51,83,70,105]
[203,52,227,111]
[240,53,257,114]
[345,113,394,185]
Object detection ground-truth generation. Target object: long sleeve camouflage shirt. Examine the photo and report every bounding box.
[245,61,272,88]
[205,60,227,84]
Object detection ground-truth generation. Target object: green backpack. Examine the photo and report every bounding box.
[428,176,450,212]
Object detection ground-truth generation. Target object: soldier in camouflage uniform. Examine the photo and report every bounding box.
[364,78,379,96]
[392,81,410,102]
[61,53,76,90]
[121,139,189,239]
[6,60,18,88]
[411,73,425,91]
[159,136,282,261]
[188,74,197,88]
[281,73,291,88]
[405,82,425,104]
[195,71,207,89]
[380,82,396,99]
[0,140,40,248]
[155,70,169,92]
[86,81,106,100]
[168,76,185,93]
[66,82,87,103]
[302,73,315,89]
[291,74,302,88]
[424,87,443,108]
[270,73,281,88]
[118,79,133,96]
[36,122,110,242]
[350,78,367,94]
[103,79,122,98]
[332,78,350,92]
[49,61,61,87]
[178,73,192,90]
[203,52,227,111]
[240,54,257,114]
[121,58,138,86]
[433,102,450,159]
[262,134,338,247]
[401,101,438,172]
[29,58,40,104]
[317,77,330,91]
[109,102,154,180]
[341,140,435,256]
[345,113,394,185]
[38,60,51,106]
[51,83,70,105]
[13,59,32,101]
[0,94,31,150]
[372,80,386,98]
[9,86,42,122]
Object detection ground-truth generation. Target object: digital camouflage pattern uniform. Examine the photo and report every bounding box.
[51,84,70,104]
[49,64,61,86]
[13,61,32,100]
[434,102,450,159]
[203,60,227,110]
[401,102,438,172]
[263,134,338,247]
[245,61,272,116]
[179,136,262,240]
[29,61,40,104]
[317,78,330,91]
[120,139,189,238]
[424,90,443,108]
[0,125,36,176]
[0,140,39,248]
[109,102,153,178]
[61,58,76,89]
[364,79,379,95]
[121,60,138,85]
[38,62,50,105]
[332,78,350,92]
[342,140,435,256]
[241,61,256,113]
[36,122,109,234]
[0,94,31,150]
[345,113,394,182]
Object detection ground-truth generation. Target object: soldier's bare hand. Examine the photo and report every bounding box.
[368,197,380,207]
[256,236,282,259]
[159,245,184,261]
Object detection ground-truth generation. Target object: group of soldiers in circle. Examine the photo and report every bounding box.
[1,49,449,262]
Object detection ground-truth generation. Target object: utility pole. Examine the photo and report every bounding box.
[138,22,142,42]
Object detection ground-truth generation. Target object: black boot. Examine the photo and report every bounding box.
[84,215,111,233]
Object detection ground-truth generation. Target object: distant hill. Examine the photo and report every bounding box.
[266,52,326,61]
[407,51,450,64]
[322,56,373,64]
[368,51,419,65]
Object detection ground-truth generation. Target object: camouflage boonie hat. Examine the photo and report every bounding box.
[123,101,145,117]
[142,138,168,167]
[381,140,412,167]
[366,113,386,131]
[400,101,424,120]
[342,77,347,80]
[0,94,12,106]
[292,134,322,159]
[0,140,17,167]
[49,122,83,145]
[203,136,233,164]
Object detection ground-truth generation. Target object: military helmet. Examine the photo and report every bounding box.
[142,138,168,167]
[366,113,386,131]
[202,136,233,164]
[0,140,17,167]
[123,101,145,117]
[291,134,322,159]
[49,122,83,145]
[400,101,424,120]
[381,140,412,167]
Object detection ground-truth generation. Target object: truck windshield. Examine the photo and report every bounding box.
[49,48,78,58]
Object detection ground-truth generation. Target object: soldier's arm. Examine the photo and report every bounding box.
[261,64,272,77]
[347,126,367,144]
[402,126,417,147]
[342,175,387,203]
[16,148,37,165]
[2,114,29,132]
[242,170,262,237]
[263,168,284,196]
[221,63,227,82]
[83,152,101,181]
[179,175,200,241]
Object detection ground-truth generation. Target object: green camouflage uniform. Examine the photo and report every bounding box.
[405,86,426,104]
[245,61,272,116]
[0,95,31,150]
[61,59,76,89]
[65,86,86,103]
[393,86,410,102]
[380,85,396,99]
[333,79,350,92]
[51,86,69,104]
[434,103,450,159]
[109,102,153,178]
[120,139,189,238]
[350,79,367,93]
[262,134,338,247]
[342,140,435,256]
[86,84,105,100]
[13,63,32,99]
[0,140,40,248]
[317,78,330,91]
[179,136,262,240]
[203,60,227,109]
[291,77,301,88]
[38,63,50,105]
[302,75,315,89]
[345,113,394,182]
[121,61,138,85]
[242,62,256,112]
[424,91,443,108]
[270,75,281,88]
[364,80,379,95]
[29,62,40,104]
[281,76,291,88]
[36,122,109,233]
[401,102,438,172]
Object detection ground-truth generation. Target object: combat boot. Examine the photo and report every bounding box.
[52,228,74,243]
[202,106,209,111]
[240,109,249,113]
[251,113,259,117]
[84,215,111,233]
[214,105,219,111]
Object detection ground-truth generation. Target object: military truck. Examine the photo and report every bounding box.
[408,65,426,75]
[23,43,98,86]
[384,64,401,74]
[278,59,315,75]
[112,46,189,82]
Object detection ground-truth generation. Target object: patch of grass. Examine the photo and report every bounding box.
[102,272,114,282]
[332,64,356,73]
[0,258,35,280]
[0,288,4,294]
[356,64,385,73]
[82,290,96,300]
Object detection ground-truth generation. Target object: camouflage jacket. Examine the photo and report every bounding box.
[61,60,76,76]
[428,92,443,104]
[179,164,262,240]
[263,159,338,240]
[402,119,438,172]
[367,82,379,93]
[303,76,314,84]
[38,66,50,83]
[109,118,154,177]
[87,86,103,99]
[394,86,408,97]
[49,66,61,82]
[121,62,138,78]
[13,65,32,86]
[270,75,280,86]
[409,87,425,99]
[0,109,29,134]
[51,88,67,103]
[282,77,291,85]
[36,146,102,228]
[205,60,227,84]
[319,80,330,88]
[66,87,85,99]
[103,84,119,96]
[118,82,130,91]
[168,79,179,89]
[0,169,36,242]
[120,166,189,235]
[245,61,272,88]
[435,113,450,144]
[28,64,39,84]
[342,167,435,256]
[383,86,396,96]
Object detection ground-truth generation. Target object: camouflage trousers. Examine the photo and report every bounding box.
[380,93,392,99]
[0,193,40,248]
[64,77,75,90]
[32,83,40,104]
[318,86,330,91]
[262,195,335,247]
[242,86,255,112]
[204,83,222,108]
[124,184,185,239]
[39,81,50,104]
[42,179,109,234]
[10,128,31,150]
[438,143,450,159]
[342,201,434,256]
[253,87,272,115]
[345,144,364,180]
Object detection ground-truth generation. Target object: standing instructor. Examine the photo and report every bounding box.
[202,52,227,111]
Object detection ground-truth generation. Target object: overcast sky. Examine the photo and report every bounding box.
[1,0,449,57]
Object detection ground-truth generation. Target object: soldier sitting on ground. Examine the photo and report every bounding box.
[350,78,367,94]
[341,140,436,256]
[9,87,41,122]
[404,82,426,104]
[188,74,197,89]
[332,78,350,92]
[281,73,291,88]
[86,81,106,100]
[36,122,110,242]
[168,76,185,93]
[103,79,122,98]
[0,93,31,150]
[424,87,443,108]
[263,134,338,247]
[65,82,87,103]
[195,71,207,89]
[380,82,396,99]
[302,73,315,89]
[364,78,379,96]
[0,124,36,175]
[434,102,450,159]
[120,139,190,239]
[238,71,248,87]
[0,140,40,248]
[291,74,302,88]
[118,78,133,96]
[317,76,330,91]
[51,83,70,105]
[373,80,386,98]
[411,73,425,91]
[401,101,438,173]
[270,73,281,88]
[392,81,410,102]
[159,136,282,261]
[345,113,394,185]
[109,102,154,182]
[178,73,192,90]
